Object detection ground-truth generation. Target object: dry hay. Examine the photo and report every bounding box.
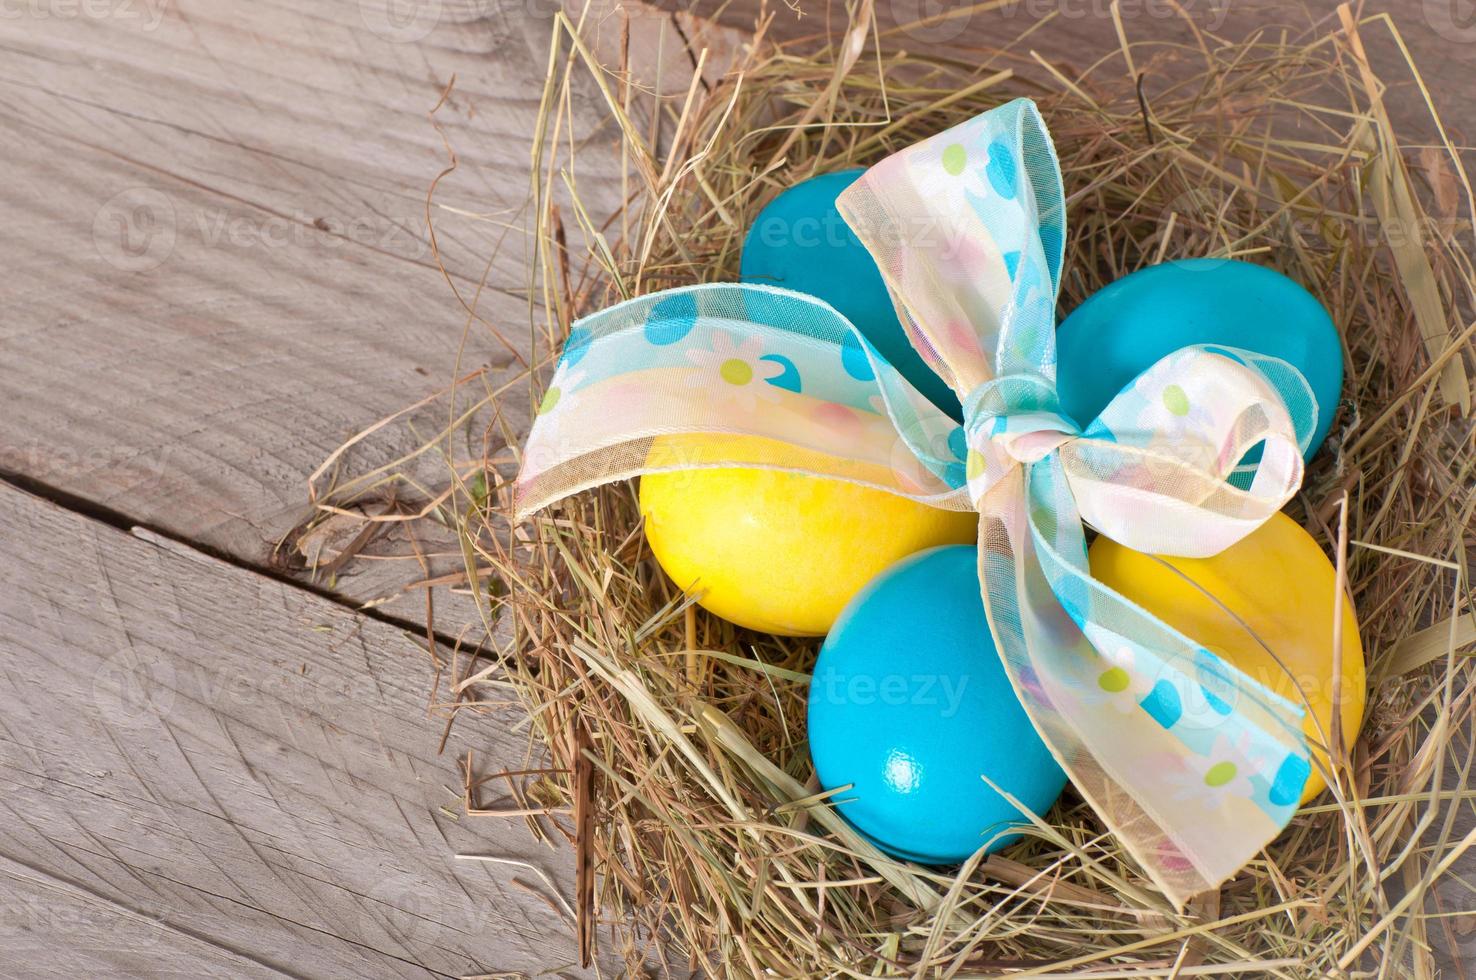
[309,3,1476,975]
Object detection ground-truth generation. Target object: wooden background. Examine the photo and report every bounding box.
[2,0,1473,975]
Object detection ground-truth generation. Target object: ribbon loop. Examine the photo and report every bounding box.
[836,99,1066,397]
[1064,345,1308,557]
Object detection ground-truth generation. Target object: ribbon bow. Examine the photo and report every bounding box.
[514,98,1320,905]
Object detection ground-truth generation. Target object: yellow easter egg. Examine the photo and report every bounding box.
[640,436,977,636]
[1088,511,1365,804]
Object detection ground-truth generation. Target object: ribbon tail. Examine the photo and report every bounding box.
[977,459,1311,907]
[1068,346,1308,558]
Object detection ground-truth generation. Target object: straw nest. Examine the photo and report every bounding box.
[309,4,1476,976]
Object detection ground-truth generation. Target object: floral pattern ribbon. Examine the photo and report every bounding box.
[514,98,1319,905]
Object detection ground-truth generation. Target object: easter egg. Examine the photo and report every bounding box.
[807,546,1067,862]
[1088,511,1365,803]
[741,169,962,418]
[1056,259,1343,460]
[638,172,980,638]
[641,438,976,636]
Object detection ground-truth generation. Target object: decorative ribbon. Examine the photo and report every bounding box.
[514,98,1319,905]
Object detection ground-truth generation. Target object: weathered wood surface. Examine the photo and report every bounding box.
[0,480,596,977]
[1,0,612,626]
[705,0,1475,148]
[3,0,1474,975]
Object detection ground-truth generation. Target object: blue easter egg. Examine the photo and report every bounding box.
[807,546,1067,863]
[1056,259,1342,460]
[741,170,962,419]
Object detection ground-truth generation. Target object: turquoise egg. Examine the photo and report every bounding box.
[1056,259,1342,460]
[807,546,1067,863]
[741,169,962,419]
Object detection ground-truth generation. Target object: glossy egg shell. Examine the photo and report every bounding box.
[640,437,977,637]
[1056,259,1343,460]
[807,546,1067,863]
[741,169,961,419]
[1089,511,1366,803]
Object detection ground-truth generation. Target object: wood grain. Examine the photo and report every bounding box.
[0,479,594,977]
[3,1,1473,974]
[682,0,1475,151]
[0,0,643,626]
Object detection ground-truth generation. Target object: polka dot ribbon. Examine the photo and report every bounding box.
[514,98,1321,906]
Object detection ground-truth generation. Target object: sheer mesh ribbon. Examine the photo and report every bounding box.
[514,98,1319,905]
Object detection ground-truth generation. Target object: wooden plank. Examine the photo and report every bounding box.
[0,0,618,626]
[0,0,744,626]
[1,114,505,628]
[0,479,593,977]
[0,0,619,287]
[1,855,286,979]
[2,6,1470,974]
[689,0,1474,148]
